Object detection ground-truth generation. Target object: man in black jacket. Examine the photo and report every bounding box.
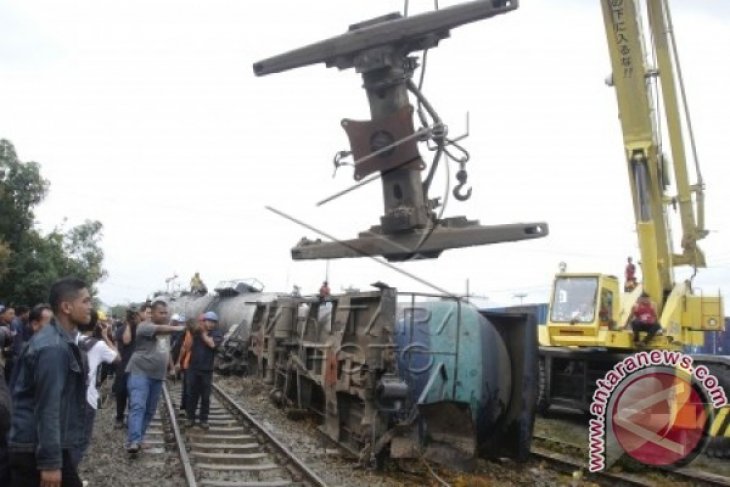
[9,277,91,487]
[185,311,223,429]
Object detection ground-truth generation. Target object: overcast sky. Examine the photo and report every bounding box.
[1,0,729,308]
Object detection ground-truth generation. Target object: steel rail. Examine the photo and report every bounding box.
[531,446,654,487]
[212,383,329,487]
[532,434,730,487]
[162,383,198,487]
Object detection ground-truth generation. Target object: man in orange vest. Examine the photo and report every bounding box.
[175,316,200,414]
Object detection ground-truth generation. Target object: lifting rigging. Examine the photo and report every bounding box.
[254,0,548,262]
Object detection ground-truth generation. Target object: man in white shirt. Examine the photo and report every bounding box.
[71,310,119,467]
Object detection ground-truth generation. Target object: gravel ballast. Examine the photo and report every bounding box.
[76,375,585,486]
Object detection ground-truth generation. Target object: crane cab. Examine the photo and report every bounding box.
[541,273,636,349]
[541,273,725,350]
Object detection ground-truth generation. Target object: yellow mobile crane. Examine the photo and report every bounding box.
[538,0,729,457]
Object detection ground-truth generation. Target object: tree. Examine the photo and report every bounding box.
[62,219,107,286]
[0,139,106,305]
[110,304,129,320]
[0,139,49,248]
[0,241,10,281]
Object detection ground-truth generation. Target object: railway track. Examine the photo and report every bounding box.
[160,381,328,487]
[532,434,730,487]
[154,376,729,487]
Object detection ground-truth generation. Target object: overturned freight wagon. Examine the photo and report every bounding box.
[244,287,538,467]
[163,279,282,375]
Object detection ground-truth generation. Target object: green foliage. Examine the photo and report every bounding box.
[0,139,49,247]
[63,219,106,284]
[0,241,10,279]
[0,139,106,305]
[110,304,129,320]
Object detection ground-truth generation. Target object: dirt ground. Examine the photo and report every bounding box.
[76,379,183,487]
[77,375,578,486]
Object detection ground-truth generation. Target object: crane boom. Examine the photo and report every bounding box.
[600,0,707,308]
[645,0,708,265]
[543,0,723,350]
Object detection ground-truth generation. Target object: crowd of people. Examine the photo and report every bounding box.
[0,277,224,487]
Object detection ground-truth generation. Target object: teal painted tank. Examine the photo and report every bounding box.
[395,299,538,462]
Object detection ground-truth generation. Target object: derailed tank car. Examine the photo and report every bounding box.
[164,279,282,375]
[245,287,538,467]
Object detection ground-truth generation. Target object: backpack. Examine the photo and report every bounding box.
[78,337,103,389]
[78,336,99,354]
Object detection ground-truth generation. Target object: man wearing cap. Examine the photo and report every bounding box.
[185,311,223,429]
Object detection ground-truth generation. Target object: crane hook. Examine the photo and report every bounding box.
[453,183,472,201]
[453,168,472,201]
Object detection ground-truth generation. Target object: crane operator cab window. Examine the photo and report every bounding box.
[551,277,598,324]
